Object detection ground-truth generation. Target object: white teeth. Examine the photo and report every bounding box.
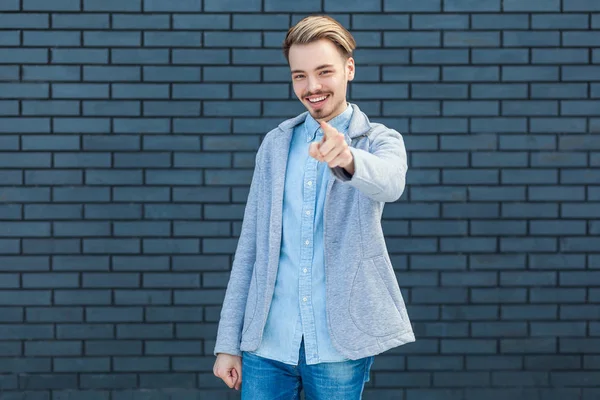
[308,95,327,103]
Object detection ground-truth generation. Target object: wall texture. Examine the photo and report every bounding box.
[0,0,599,399]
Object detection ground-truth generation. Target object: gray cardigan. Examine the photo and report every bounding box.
[214,103,415,360]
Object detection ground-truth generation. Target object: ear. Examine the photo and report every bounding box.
[346,57,355,82]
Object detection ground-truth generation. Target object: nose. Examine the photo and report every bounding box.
[306,76,322,94]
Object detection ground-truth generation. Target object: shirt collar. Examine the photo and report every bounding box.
[304,102,353,142]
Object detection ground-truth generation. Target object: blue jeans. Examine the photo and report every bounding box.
[241,340,374,399]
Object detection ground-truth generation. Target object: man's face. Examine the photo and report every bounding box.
[288,38,355,122]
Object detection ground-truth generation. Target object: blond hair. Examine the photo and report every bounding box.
[282,15,356,61]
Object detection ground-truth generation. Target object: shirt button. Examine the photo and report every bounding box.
[305,210,310,215]
[303,297,307,302]
[305,240,309,245]
[303,268,308,273]
[307,181,312,186]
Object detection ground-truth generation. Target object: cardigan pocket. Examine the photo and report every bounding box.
[349,255,405,337]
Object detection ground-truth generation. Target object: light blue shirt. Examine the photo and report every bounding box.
[249,104,354,365]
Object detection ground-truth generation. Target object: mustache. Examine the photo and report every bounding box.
[303,91,331,98]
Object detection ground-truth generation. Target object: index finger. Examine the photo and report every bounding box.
[319,120,338,138]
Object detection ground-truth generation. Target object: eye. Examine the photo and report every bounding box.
[293,74,305,80]
[320,70,332,75]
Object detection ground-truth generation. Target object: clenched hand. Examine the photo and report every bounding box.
[213,353,242,391]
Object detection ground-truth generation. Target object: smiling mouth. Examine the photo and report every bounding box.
[306,94,330,104]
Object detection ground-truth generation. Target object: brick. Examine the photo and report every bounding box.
[501,169,558,184]
[470,220,527,235]
[502,100,558,116]
[22,100,77,116]
[84,0,141,11]
[113,256,169,270]
[0,83,49,99]
[532,49,589,64]
[471,288,527,303]
[443,169,498,184]
[473,49,529,64]
[112,49,169,65]
[383,101,440,116]
[23,31,80,47]
[25,170,82,185]
[502,305,557,320]
[441,238,497,253]
[530,254,585,270]
[112,84,169,99]
[82,273,139,288]
[143,33,200,48]
[444,31,499,47]
[115,291,170,305]
[443,66,499,81]
[85,170,142,185]
[52,256,109,271]
[0,118,50,133]
[354,49,410,65]
[325,0,380,11]
[144,0,201,11]
[0,0,18,10]
[0,31,19,46]
[563,0,600,11]
[205,0,260,11]
[412,14,468,30]
[353,14,409,30]
[113,118,169,134]
[0,13,49,28]
[562,169,600,184]
[54,118,110,134]
[0,48,48,64]
[471,117,526,133]
[443,101,498,116]
[173,14,230,30]
[83,136,140,151]
[113,14,170,30]
[84,32,141,47]
[86,307,143,322]
[142,66,200,82]
[265,0,320,11]
[503,0,560,11]
[441,339,496,354]
[385,0,441,12]
[51,49,107,64]
[384,32,440,47]
[173,118,230,134]
[173,83,226,99]
[413,49,469,64]
[143,136,200,151]
[52,13,109,28]
[0,66,19,80]
[562,100,600,116]
[532,14,589,29]
[471,84,528,99]
[53,187,110,203]
[472,14,529,29]
[443,203,499,219]
[52,83,108,99]
[503,66,560,83]
[25,341,81,356]
[532,220,586,236]
[112,188,170,203]
[529,186,585,201]
[144,101,200,116]
[502,31,564,47]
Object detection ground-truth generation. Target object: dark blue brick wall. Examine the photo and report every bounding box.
[0,0,599,398]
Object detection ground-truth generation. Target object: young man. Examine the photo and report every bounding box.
[213,15,415,399]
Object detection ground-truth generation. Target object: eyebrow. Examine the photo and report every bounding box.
[291,64,335,74]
